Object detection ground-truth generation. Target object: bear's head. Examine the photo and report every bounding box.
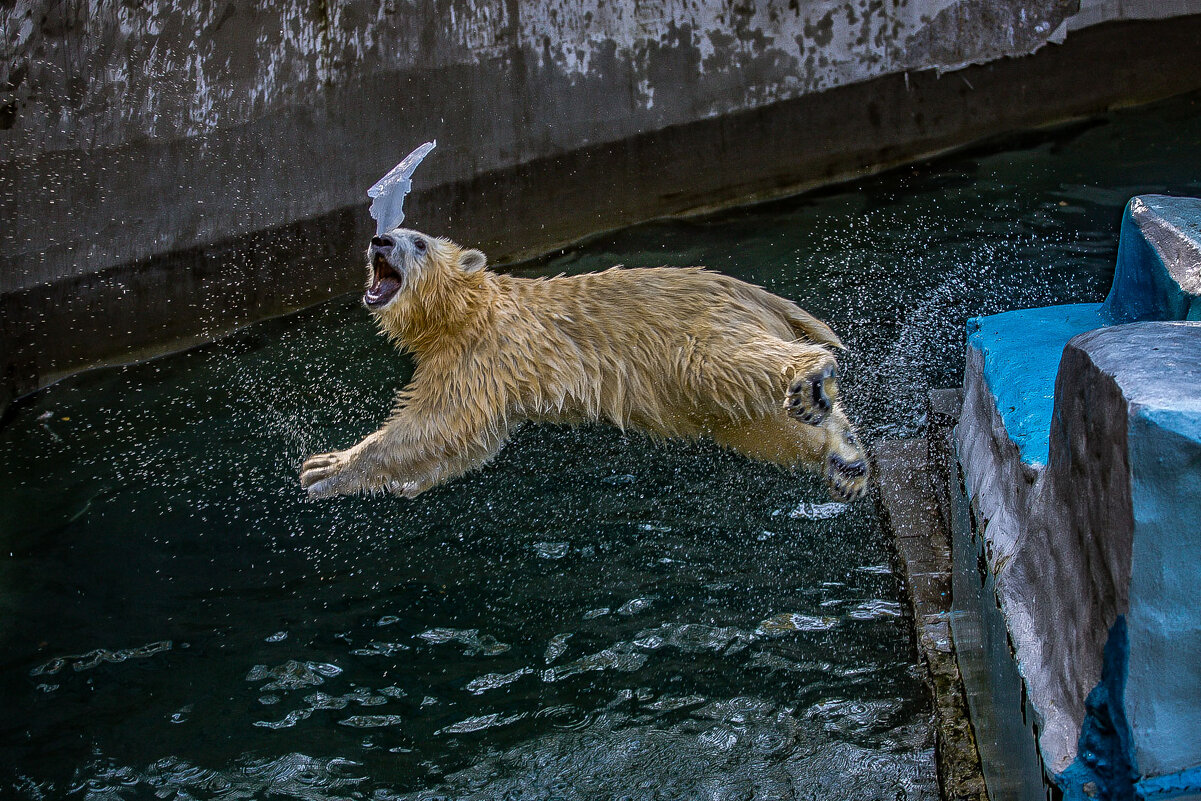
[363,227,488,335]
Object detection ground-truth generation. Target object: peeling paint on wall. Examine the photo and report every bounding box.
[1,0,1200,294]
[0,0,525,157]
[521,0,1082,117]
[0,0,1085,159]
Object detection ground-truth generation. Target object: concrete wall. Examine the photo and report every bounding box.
[0,0,1091,294]
[4,0,1201,405]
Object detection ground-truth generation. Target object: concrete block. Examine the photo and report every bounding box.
[965,303,1106,468]
[1103,196,1201,325]
[957,320,1201,796]
[873,437,989,801]
[953,195,1201,798]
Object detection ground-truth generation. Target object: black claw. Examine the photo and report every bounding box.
[787,369,835,426]
[843,461,868,479]
[829,455,867,479]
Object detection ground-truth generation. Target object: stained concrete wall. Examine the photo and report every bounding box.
[3,0,1201,404]
[0,0,1093,294]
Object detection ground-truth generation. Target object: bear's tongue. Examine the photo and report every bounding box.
[365,256,403,307]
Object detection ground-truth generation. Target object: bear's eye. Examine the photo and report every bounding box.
[413,238,427,253]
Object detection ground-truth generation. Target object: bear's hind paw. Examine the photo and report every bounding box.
[785,363,835,426]
[825,452,869,501]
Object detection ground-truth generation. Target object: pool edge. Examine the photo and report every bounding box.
[873,393,989,801]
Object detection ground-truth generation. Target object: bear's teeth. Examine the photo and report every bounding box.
[366,275,402,307]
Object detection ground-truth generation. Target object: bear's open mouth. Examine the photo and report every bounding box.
[365,254,403,309]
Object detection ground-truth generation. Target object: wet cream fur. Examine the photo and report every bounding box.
[300,230,869,500]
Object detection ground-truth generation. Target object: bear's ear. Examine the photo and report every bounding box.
[459,248,487,273]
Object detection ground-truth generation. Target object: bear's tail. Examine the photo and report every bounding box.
[761,293,844,350]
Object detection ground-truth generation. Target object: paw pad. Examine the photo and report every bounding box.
[785,364,835,426]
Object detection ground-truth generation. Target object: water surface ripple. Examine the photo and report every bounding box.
[2,92,1200,800]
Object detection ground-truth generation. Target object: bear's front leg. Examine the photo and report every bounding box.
[300,432,436,498]
[300,432,387,498]
[300,398,512,499]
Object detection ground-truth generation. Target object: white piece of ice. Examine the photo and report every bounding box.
[787,501,848,520]
[367,141,436,236]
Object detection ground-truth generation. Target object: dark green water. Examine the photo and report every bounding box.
[2,92,1200,800]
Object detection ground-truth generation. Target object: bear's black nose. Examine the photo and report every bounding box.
[371,235,394,250]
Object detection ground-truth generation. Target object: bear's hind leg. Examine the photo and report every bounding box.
[711,411,826,467]
[821,407,869,501]
[711,407,869,502]
[771,344,869,498]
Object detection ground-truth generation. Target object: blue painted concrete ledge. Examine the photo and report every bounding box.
[967,195,1201,470]
[953,195,1201,801]
[966,304,1106,468]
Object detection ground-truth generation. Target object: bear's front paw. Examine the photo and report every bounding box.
[785,363,836,426]
[825,451,869,502]
[300,451,354,498]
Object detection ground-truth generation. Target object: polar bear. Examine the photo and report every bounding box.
[300,229,869,501]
